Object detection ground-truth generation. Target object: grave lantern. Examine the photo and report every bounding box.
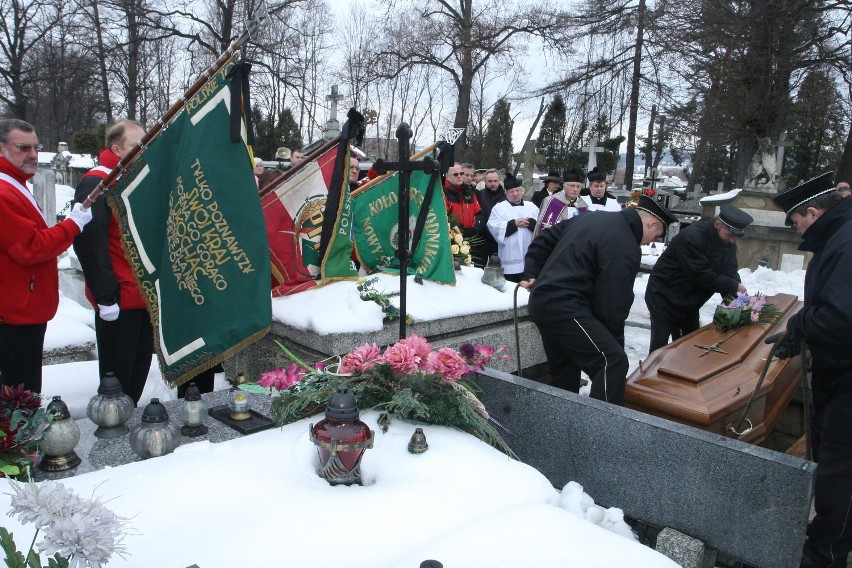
[87,372,135,438]
[309,387,374,486]
[481,254,506,292]
[179,382,208,437]
[38,396,81,472]
[129,398,180,459]
[227,387,252,421]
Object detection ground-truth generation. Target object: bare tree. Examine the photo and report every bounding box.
[370,0,571,160]
[0,0,63,120]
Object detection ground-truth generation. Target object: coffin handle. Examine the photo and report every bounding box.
[727,418,753,437]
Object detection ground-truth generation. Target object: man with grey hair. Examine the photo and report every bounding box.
[0,119,92,392]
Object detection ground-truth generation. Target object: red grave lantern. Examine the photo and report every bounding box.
[309,387,374,486]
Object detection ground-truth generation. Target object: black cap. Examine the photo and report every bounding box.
[563,169,584,183]
[587,166,607,182]
[504,173,522,190]
[635,195,678,226]
[541,170,562,184]
[717,204,753,237]
[772,172,835,225]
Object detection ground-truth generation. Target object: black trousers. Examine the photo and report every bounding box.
[648,312,700,353]
[177,363,223,398]
[535,312,629,405]
[0,323,47,393]
[95,308,153,405]
[803,361,852,567]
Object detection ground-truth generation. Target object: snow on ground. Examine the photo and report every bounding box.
[8,243,805,568]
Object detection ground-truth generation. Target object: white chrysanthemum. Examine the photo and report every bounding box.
[6,480,129,566]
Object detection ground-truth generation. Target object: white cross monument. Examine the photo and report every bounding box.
[322,85,345,140]
[582,136,604,173]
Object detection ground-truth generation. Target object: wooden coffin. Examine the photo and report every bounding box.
[625,293,803,445]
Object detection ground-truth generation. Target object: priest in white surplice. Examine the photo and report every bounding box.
[487,173,539,282]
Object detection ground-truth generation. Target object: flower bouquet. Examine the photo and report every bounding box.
[263,335,515,456]
[2,480,130,567]
[713,293,781,331]
[0,385,52,480]
[449,225,473,267]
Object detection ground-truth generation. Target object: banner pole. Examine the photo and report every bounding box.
[83,6,269,209]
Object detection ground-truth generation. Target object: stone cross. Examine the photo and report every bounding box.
[774,132,794,191]
[322,85,345,140]
[582,136,604,173]
[513,139,547,199]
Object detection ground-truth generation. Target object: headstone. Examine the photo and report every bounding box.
[780,253,805,272]
[32,169,57,227]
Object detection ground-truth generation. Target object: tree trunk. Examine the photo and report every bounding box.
[838,122,852,184]
[623,0,646,190]
[91,0,113,124]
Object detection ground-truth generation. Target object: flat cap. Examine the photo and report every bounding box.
[718,204,753,237]
[772,172,835,225]
[635,195,678,227]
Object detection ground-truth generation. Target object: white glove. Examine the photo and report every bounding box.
[98,303,120,322]
[69,203,93,231]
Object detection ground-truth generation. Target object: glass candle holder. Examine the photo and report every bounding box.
[129,398,180,459]
[179,382,209,437]
[86,372,135,438]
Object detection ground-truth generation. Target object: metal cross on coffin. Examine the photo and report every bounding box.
[694,328,744,358]
[371,123,440,340]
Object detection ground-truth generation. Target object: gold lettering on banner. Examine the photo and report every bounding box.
[358,184,443,276]
[165,158,254,305]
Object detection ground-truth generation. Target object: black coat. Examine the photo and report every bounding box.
[794,197,852,369]
[645,220,740,325]
[523,208,644,343]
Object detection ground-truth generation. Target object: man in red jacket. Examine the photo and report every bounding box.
[0,119,92,393]
[443,162,483,240]
[73,120,151,404]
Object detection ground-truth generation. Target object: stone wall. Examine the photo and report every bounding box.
[475,368,815,568]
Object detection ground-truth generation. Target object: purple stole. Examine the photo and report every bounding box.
[540,198,569,229]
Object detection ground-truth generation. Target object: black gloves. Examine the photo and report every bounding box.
[768,314,804,360]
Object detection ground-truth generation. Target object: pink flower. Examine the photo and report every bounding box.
[397,334,432,360]
[382,342,421,374]
[425,347,469,382]
[339,342,383,374]
[258,364,305,390]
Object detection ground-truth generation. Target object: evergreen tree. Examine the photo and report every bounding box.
[252,107,304,161]
[278,108,303,151]
[784,68,846,186]
[480,98,514,171]
[536,95,567,172]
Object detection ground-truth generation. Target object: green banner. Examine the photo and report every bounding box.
[320,145,359,281]
[352,169,455,284]
[107,60,272,387]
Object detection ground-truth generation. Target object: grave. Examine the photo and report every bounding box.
[475,368,815,568]
[31,369,814,568]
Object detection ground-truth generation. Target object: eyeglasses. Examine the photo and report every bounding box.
[7,143,43,153]
[449,172,463,177]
